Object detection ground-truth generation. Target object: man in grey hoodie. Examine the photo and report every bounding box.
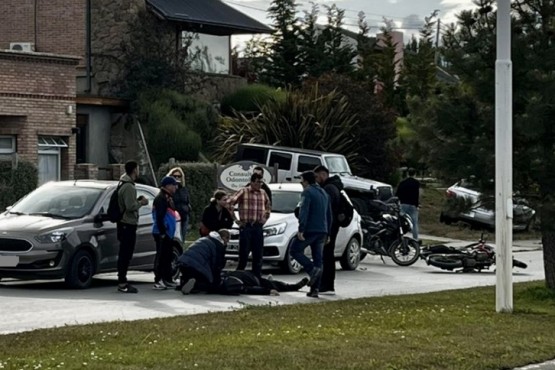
[116,160,149,293]
[290,171,332,298]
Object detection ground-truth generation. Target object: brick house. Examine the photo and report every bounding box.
[0,0,270,185]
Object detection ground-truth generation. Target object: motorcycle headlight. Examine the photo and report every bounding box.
[263,222,287,237]
[401,215,413,234]
[35,229,73,244]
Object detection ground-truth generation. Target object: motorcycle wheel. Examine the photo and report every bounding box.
[513,259,528,269]
[389,237,420,266]
[427,255,464,270]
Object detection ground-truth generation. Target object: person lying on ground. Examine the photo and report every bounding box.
[219,270,309,296]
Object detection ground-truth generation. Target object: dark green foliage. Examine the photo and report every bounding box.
[118,9,199,100]
[260,0,303,87]
[220,84,285,116]
[304,73,399,183]
[0,162,38,210]
[157,162,217,228]
[212,85,358,165]
[137,90,218,166]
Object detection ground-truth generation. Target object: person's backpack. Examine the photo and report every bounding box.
[107,181,126,223]
[336,189,354,227]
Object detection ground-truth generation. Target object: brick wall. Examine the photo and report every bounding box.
[0,0,86,62]
[0,51,79,180]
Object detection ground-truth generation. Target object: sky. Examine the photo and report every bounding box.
[224,0,479,48]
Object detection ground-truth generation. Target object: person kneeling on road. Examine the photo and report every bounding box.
[177,229,230,295]
[219,270,309,296]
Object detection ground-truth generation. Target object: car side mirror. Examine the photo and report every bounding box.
[93,213,108,226]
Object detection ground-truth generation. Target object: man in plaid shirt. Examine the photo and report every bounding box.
[228,172,271,278]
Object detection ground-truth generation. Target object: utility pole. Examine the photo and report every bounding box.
[495,0,513,313]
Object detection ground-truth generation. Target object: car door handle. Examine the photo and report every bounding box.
[286,177,292,181]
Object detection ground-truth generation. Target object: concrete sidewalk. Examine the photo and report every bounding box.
[420,234,542,252]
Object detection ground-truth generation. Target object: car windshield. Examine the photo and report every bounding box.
[325,156,352,175]
[272,191,301,213]
[10,184,104,219]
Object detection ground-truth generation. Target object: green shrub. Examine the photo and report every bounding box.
[220,84,285,116]
[138,89,218,166]
[157,162,218,229]
[0,162,38,210]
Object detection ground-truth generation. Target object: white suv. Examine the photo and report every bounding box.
[225,183,363,274]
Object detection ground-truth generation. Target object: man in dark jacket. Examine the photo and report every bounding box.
[177,230,231,294]
[219,271,309,296]
[396,168,421,241]
[290,171,332,298]
[152,176,179,290]
[314,165,343,295]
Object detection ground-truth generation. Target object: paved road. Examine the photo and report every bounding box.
[0,249,544,335]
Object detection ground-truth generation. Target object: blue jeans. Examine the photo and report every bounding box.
[290,232,326,279]
[401,204,419,240]
[237,223,264,278]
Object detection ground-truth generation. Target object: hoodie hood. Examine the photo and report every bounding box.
[325,175,344,191]
[209,231,224,245]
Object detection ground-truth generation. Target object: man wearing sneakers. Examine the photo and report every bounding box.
[177,230,230,295]
[152,176,179,290]
[117,160,149,293]
[290,171,332,298]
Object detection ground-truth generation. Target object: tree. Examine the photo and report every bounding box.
[260,0,303,87]
[304,74,399,183]
[410,0,555,289]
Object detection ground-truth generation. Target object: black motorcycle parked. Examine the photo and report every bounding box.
[360,196,421,266]
[421,234,528,272]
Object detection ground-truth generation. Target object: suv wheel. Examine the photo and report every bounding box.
[65,249,94,289]
[340,237,361,270]
[280,243,302,274]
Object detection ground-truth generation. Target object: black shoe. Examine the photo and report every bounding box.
[181,278,196,295]
[296,277,309,289]
[306,289,319,298]
[308,267,322,287]
[118,284,138,293]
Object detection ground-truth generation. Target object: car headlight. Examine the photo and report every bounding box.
[35,229,73,243]
[263,222,287,237]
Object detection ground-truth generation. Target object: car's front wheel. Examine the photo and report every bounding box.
[65,249,95,289]
[340,237,361,270]
[280,242,302,274]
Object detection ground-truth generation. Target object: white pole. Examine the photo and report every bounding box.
[495,0,513,313]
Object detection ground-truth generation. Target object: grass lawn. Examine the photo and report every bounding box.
[1,281,555,369]
[419,186,541,242]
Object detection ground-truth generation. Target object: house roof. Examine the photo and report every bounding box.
[146,0,272,35]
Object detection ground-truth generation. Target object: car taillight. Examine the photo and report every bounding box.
[446,189,456,198]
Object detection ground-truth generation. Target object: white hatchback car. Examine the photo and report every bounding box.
[225,183,363,274]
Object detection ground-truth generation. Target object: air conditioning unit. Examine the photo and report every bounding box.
[9,42,35,52]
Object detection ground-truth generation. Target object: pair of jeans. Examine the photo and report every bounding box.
[153,234,174,283]
[117,223,137,284]
[237,223,264,278]
[321,223,339,291]
[179,214,189,244]
[401,204,419,240]
[290,232,326,284]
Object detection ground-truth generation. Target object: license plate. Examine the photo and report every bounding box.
[0,255,19,267]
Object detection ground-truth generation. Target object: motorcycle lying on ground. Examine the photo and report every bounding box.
[421,233,528,272]
[359,196,421,266]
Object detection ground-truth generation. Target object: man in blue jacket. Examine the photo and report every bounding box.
[290,171,332,298]
[177,229,231,295]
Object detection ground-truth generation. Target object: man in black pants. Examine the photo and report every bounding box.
[314,165,343,296]
[220,270,309,296]
[117,160,149,293]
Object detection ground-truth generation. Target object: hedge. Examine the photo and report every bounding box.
[0,161,38,211]
[157,162,219,229]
